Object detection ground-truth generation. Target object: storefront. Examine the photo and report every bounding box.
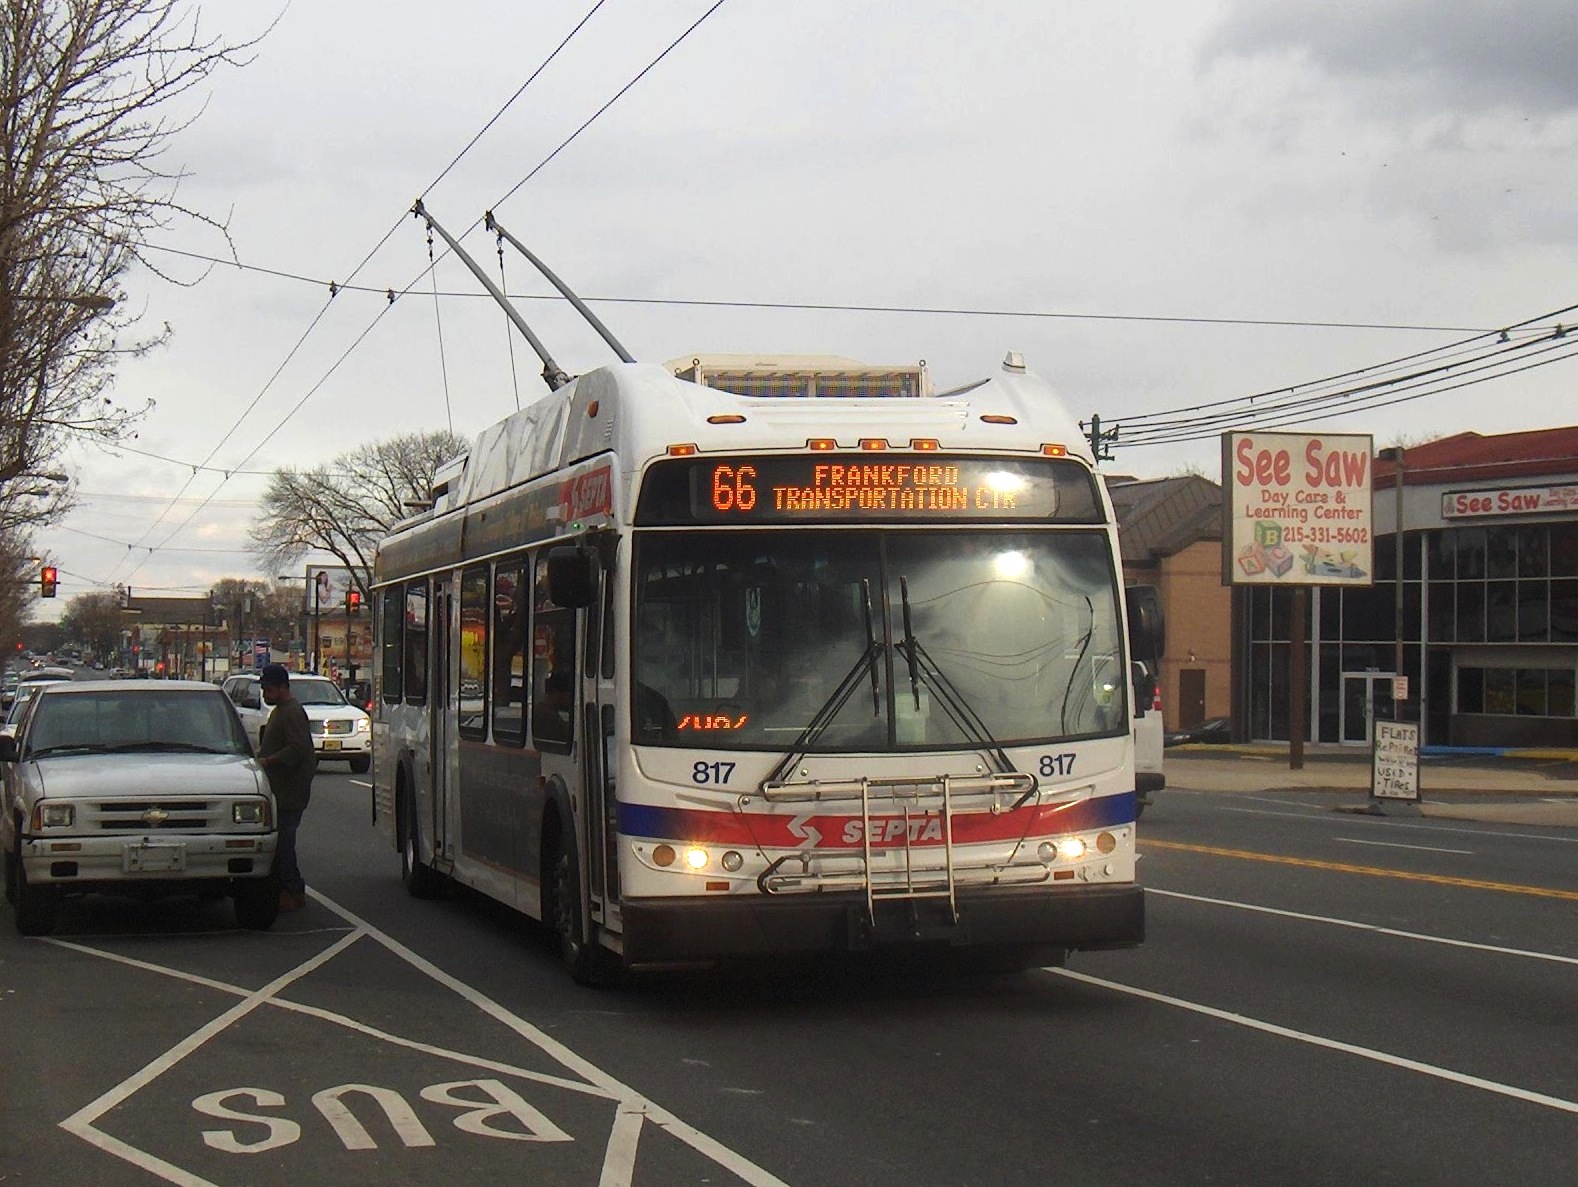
[1240,426,1578,747]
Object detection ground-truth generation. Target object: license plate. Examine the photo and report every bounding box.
[124,842,185,874]
[322,739,341,750]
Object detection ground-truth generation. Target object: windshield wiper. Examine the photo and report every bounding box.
[104,742,234,754]
[28,744,110,758]
[1059,597,1096,735]
[896,575,1019,779]
[763,579,885,787]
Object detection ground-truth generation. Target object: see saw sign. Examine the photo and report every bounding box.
[1222,431,1374,587]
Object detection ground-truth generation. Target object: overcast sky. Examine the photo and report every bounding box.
[36,0,1578,616]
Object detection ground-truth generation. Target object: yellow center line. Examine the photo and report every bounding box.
[1144,839,1578,902]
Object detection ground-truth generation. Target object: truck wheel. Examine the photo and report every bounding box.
[234,876,280,930]
[13,837,59,936]
[3,834,16,906]
[349,755,371,775]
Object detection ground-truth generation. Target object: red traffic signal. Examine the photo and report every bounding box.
[39,565,58,598]
[346,589,362,616]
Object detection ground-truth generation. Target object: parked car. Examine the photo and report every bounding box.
[1164,716,1232,747]
[0,680,279,935]
[221,672,372,773]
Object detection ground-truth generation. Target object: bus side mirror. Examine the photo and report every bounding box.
[547,546,595,608]
[1131,661,1157,719]
[1125,584,1165,664]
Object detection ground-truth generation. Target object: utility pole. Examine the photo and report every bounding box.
[1081,414,1119,463]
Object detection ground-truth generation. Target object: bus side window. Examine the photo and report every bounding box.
[531,553,576,753]
[405,581,428,704]
[380,586,403,704]
[458,566,490,741]
[492,559,526,746]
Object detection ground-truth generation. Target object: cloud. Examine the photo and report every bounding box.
[1207,1,1578,117]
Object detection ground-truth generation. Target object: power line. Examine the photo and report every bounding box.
[139,240,1502,336]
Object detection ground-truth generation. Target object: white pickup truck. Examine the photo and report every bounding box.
[0,680,279,935]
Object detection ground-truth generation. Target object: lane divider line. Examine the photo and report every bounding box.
[1144,839,1578,901]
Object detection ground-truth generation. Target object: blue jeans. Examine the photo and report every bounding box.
[274,807,306,894]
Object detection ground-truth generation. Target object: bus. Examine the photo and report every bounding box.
[371,352,1155,983]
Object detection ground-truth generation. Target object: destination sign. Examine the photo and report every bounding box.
[635,455,1100,525]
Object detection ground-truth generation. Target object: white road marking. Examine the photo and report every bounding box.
[315,888,793,1187]
[599,1101,647,1187]
[46,888,793,1187]
[350,779,373,788]
[1148,888,1578,967]
[1052,968,1578,1116]
[1331,836,1473,854]
[58,929,362,1187]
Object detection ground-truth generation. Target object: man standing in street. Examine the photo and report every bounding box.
[257,663,316,912]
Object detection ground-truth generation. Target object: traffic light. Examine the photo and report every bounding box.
[39,566,58,598]
[346,589,362,616]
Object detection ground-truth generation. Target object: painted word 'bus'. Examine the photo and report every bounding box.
[372,353,1152,983]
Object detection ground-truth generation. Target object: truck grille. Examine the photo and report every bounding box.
[93,800,218,830]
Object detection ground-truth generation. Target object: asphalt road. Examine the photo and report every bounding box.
[3,769,1576,1186]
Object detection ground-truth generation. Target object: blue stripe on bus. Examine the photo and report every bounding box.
[616,791,1138,843]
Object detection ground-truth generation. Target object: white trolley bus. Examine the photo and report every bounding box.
[372,349,1155,983]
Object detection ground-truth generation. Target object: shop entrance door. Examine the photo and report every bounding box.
[1340,671,1396,745]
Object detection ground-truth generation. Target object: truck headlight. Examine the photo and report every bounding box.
[233,801,269,826]
[354,717,371,734]
[36,803,74,829]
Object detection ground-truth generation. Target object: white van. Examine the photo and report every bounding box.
[1132,660,1164,818]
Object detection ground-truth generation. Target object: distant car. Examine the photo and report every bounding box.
[1164,716,1232,747]
[0,680,279,935]
[222,672,372,774]
[3,666,73,711]
[345,679,374,713]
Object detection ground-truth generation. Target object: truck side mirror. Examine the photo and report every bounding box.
[0,734,18,763]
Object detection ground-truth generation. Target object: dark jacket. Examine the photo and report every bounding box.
[259,695,317,812]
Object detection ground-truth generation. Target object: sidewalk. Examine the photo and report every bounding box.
[1162,745,1578,828]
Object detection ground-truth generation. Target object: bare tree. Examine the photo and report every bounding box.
[0,0,262,494]
[60,589,122,660]
[0,529,41,659]
[251,431,469,593]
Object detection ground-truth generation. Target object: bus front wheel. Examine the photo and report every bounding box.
[548,832,621,988]
[399,783,443,900]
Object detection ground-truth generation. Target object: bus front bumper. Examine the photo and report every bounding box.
[619,883,1144,967]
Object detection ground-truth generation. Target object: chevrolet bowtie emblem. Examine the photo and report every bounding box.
[141,807,169,827]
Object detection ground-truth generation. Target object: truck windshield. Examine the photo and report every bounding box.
[632,528,1125,752]
[25,690,252,758]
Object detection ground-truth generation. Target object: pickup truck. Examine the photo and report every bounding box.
[0,680,279,935]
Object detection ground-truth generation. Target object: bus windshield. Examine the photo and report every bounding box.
[632,528,1125,752]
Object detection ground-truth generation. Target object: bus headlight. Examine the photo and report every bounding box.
[1056,837,1087,861]
[720,850,744,872]
[653,844,677,867]
[684,847,709,870]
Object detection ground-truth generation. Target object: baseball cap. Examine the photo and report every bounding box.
[259,663,291,687]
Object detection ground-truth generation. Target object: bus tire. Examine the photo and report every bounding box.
[399,782,443,900]
[548,829,621,988]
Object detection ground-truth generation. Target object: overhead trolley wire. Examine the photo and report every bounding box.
[108,0,617,583]
[138,240,1505,336]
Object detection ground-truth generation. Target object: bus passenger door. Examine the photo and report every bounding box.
[430,577,455,866]
[582,558,619,932]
